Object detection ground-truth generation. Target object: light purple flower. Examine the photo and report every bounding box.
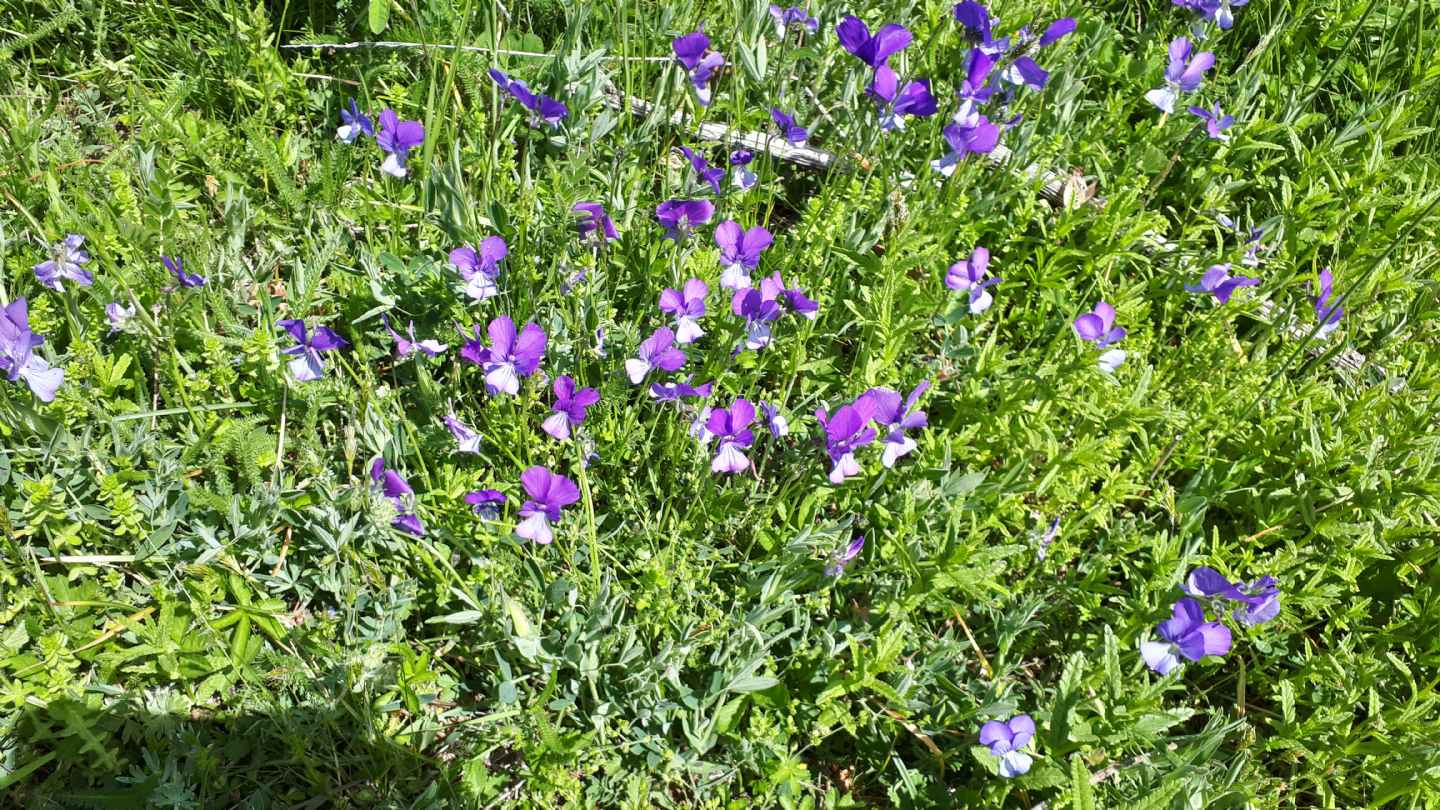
[1073,301,1127,372]
[626,327,687,384]
[573,202,619,243]
[759,272,819,319]
[979,715,1035,777]
[945,246,1000,313]
[450,236,509,301]
[868,66,938,131]
[376,109,426,178]
[1145,37,1215,113]
[706,398,756,474]
[650,377,713,402]
[932,118,1000,175]
[464,489,507,521]
[1313,267,1344,337]
[278,318,348,382]
[1184,567,1280,626]
[659,278,709,344]
[673,30,725,107]
[679,145,726,194]
[383,313,447,358]
[33,234,93,291]
[1186,263,1259,305]
[770,108,808,146]
[729,149,758,190]
[459,316,547,395]
[1140,597,1232,674]
[816,397,879,484]
[516,465,580,545]
[835,16,912,68]
[1187,102,1234,140]
[715,220,773,289]
[443,413,483,454]
[656,199,716,242]
[370,458,425,536]
[862,380,929,467]
[106,302,136,334]
[760,401,789,437]
[769,5,819,35]
[826,535,865,577]
[337,98,374,143]
[0,298,65,402]
[543,375,600,440]
[162,256,205,288]
[489,68,568,128]
[1035,516,1060,560]
[1175,0,1248,30]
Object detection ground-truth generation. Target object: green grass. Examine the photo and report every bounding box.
[1,0,1438,807]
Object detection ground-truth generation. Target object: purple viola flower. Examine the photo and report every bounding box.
[1176,0,1248,30]
[659,278,709,344]
[376,109,426,178]
[450,236,509,301]
[1313,267,1344,337]
[489,68,568,128]
[1035,516,1060,560]
[383,313,447,358]
[573,202,619,243]
[770,108,809,146]
[656,199,716,242]
[515,465,580,545]
[957,48,998,104]
[1187,102,1234,141]
[715,220,773,289]
[370,458,425,536]
[337,98,374,143]
[162,256,205,288]
[1140,597,1232,675]
[932,118,1000,175]
[863,380,929,468]
[826,535,865,577]
[1145,37,1215,114]
[979,715,1036,778]
[1073,301,1127,372]
[729,149,758,190]
[594,326,608,357]
[0,298,65,402]
[459,316,547,395]
[105,302,136,334]
[1185,567,1281,626]
[1186,263,1259,305]
[626,326,688,384]
[945,246,1000,313]
[1039,17,1077,46]
[731,287,784,351]
[769,5,819,35]
[835,16,912,68]
[464,489,507,521]
[543,375,600,440]
[816,397,879,484]
[690,405,715,444]
[868,66,938,131]
[760,401,789,437]
[1001,55,1050,92]
[679,145,726,195]
[673,30,725,107]
[33,234,93,291]
[953,2,999,50]
[278,318,348,382]
[706,398,756,474]
[759,271,819,319]
[443,412,482,454]
[650,377,713,402]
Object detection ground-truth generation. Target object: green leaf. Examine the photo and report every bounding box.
[368,0,389,34]
[428,610,485,624]
[1069,754,1096,810]
[728,675,779,694]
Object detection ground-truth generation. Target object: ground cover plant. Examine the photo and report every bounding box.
[2,0,1439,806]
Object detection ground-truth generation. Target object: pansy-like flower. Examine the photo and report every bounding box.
[816,397,879,484]
[370,458,425,536]
[826,535,865,576]
[760,401,789,437]
[770,108,809,146]
[278,318,348,382]
[573,202,620,244]
[489,68,568,128]
[106,302,136,334]
[679,145,726,195]
[1187,102,1234,141]
[515,465,580,545]
[1141,597,1232,674]
[932,117,1000,175]
[835,16,912,68]
[1145,37,1215,114]
[33,234,93,291]
[1073,301,1127,372]
[650,377,713,402]
[450,236,509,301]
[626,327,687,384]
[383,313,447,358]
[979,715,1036,778]
[863,380,929,467]
[460,316,547,395]
[656,199,715,242]
[715,220,773,289]
[759,272,820,319]
[464,489,507,521]
[543,375,600,440]
[953,2,1002,52]
[441,412,483,454]
[729,149,759,190]
[945,246,1001,313]
[732,288,784,351]
[673,30,726,107]
[163,256,205,288]
[957,48,998,104]
[868,66,938,131]
[594,326,608,357]
[707,398,756,474]
[659,278,709,344]
[376,109,426,178]
[1186,263,1259,305]
[769,5,819,35]
[1313,267,1344,337]
[1034,516,1061,560]
[337,99,374,143]
[1185,567,1280,626]
[1175,0,1248,30]
[0,298,65,402]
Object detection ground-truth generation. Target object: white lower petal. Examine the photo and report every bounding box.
[625,358,651,385]
[515,513,553,544]
[380,153,408,178]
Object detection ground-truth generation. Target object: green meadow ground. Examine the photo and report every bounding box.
[2,0,1439,807]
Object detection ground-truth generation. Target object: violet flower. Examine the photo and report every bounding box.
[383,313,447,358]
[464,489,507,521]
[459,316,547,395]
[370,458,425,536]
[1187,102,1234,140]
[1313,268,1344,337]
[626,326,687,384]
[515,465,580,545]
[489,68,568,128]
[862,380,929,467]
[659,278,709,344]
[769,5,819,35]
[163,256,205,288]
[278,319,348,382]
[953,2,1001,52]
[868,66,938,131]
[33,234,93,291]
[450,236,509,301]
[656,199,716,242]
[731,288,784,351]
[826,535,865,577]
[1073,301,1127,373]
[679,145,726,194]
[673,30,725,107]
[759,272,819,319]
[543,375,600,440]
[1185,567,1280,626]
[770,108,809,146]
[730,149,758,190]
[337,99,374,143]
[106,302,136,334]
[760,401,789,437]
[650,377,713,402]
[376,109,426,178]
[715,220,773,289]
[0,298,65,402]
[706,398,756,474]
[836,16,912,68]
[1185,263,1258,305]
[442,412,483,454]
[573,202,620,243]
[979,715,1035,777]
[1035,516,1060,560]
[1145,37,1215,114]
[945,246,1000,313]
[1140,597,1232,674]
[932,118,1000,175]
[1176,0,1248,30]
[816,398,879,484]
